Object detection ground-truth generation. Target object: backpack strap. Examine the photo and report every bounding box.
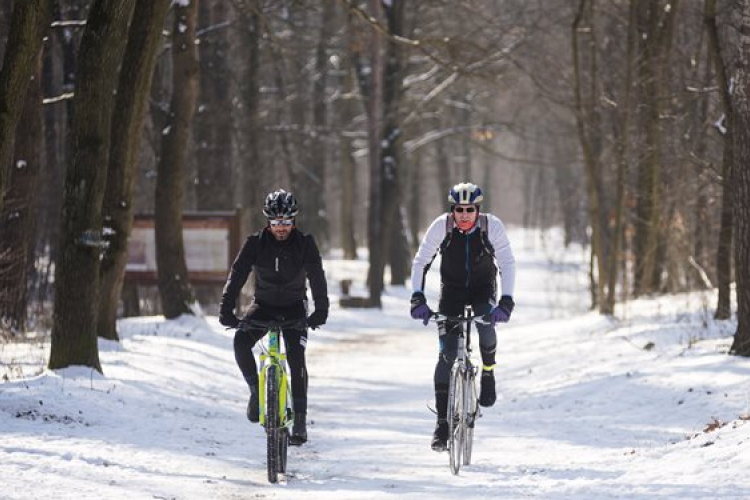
[440,213,494,255]
[439,214,454,252]
[479,214,495,256]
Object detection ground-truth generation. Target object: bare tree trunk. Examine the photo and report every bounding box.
[381,0,409,286]
[729,1,750,357]
[339,38,359,260]
[365,0,384,306]
[50,0,136,372]
[286,6,310,226]
[0,52,43,337]
[0,0,52,207]
[308,0,335,249]
[571,0,608,313]
[98,0,171,340]
[38,1,83,306]
[603,0,637,315]
[706,0,733,320]
[235,0,262,234]
[195,0,233,211]
[633,0,678,295]
[155,0,199,319]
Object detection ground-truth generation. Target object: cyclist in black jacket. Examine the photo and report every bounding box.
[219,189,329,446]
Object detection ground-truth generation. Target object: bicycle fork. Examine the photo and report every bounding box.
[465,363,481,428]
[259,354,293,429]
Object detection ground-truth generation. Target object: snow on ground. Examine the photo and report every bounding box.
[1,228,749,499]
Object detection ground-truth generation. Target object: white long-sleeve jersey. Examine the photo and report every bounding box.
[410,213,516,297]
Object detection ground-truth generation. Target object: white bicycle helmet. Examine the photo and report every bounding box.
[448,182,483,205]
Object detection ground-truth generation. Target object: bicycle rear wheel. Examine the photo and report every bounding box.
[266,365,280,483]
[447,363,464,475]
[463,368,477,465]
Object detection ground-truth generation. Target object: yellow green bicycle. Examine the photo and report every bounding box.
[244,318,304,483]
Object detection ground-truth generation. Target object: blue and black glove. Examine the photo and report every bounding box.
[488,295,514,326]
[410,292,432,326]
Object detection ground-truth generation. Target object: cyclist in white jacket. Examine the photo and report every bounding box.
[409,182,516,452]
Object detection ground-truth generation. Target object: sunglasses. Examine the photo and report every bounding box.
[453,206,477,213]
[269,219,294,227]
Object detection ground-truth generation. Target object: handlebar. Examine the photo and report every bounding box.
[238,318,308,331]
[429,313,491,325]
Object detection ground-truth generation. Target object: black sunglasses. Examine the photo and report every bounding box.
[453,206,477,213]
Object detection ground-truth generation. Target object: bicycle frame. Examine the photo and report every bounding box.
[257,326,293,429]
[244,318,303,483]
[432,307,489,474]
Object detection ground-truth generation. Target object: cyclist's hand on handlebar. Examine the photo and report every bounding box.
[488,295,515,326]
[410,292,432,326]
[219,310,240,328]
[307,309,328,330]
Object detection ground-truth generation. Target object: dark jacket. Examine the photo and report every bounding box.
[220,228,329,316]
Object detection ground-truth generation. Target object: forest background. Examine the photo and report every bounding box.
[1,0,750,372]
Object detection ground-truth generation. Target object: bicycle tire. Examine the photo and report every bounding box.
[463,367,477,465]
[266,364,280,483]
[279,428,288,473]
[447,363,464,475]
[279,379,292,473]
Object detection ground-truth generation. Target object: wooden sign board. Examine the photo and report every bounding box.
[125,211,241,285]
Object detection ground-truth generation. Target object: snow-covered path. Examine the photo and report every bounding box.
[2,230,749,499]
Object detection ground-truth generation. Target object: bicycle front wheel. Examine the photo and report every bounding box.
[463,368,477,465]
[447,363,464,475]
[279,428,289,473]
[266,364,280,483]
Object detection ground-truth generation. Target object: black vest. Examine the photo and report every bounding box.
[439,228,497,289]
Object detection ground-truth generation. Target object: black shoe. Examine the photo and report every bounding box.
[289,412,307,446]
[246,390,259,422]
[479,370,496,407]
[431,419,449,452]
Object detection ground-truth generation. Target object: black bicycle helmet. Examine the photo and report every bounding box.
[263,189,299,218]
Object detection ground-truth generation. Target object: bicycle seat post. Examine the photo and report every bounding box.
[464,306,473,355]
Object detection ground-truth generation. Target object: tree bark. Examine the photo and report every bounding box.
[235,0,262,235]
[155,0,200,319]
[50,0,136,372]
[98,0,171,340]
[339,24,359,260]
[571,0,609,313]
[195,0,233,212]
[0,52,43,337]
[706,0,733,320]
[365,0,384,307]
[382,0,409,286]
[0,0,52,208]
[633,0,678,295]
[729,1,750,356]
[308,0,335,250]
[603,0,637,315]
